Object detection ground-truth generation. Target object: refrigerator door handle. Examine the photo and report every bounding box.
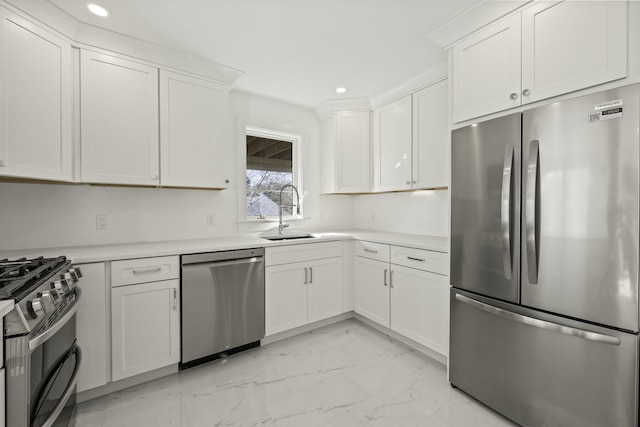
[526,140,540,284]
[501,144,514,279]
[455,294,621,345]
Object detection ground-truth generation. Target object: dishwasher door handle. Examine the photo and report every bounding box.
[181,257,264,270]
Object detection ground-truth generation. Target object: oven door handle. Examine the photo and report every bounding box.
[41,344,82,427]
[29,288,81,351]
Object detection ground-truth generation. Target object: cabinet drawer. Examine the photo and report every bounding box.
[111,256,179,287]
[355,241,390,262]
[390,246,446,275]
[266,241,342,266]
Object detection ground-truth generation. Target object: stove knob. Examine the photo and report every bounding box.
[62,278,75,290]
[27,299,46,318]
[69,268,82,281]
[57,279,70,292]
[51,282,64,298]
[41,289,58,305]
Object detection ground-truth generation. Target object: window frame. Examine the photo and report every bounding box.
[243,126,303,221]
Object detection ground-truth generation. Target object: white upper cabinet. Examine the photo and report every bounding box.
[159,70,230,188]
[521,1,627,104]
[452,1,628,123]
[80,51,160,186]
[412,80,449,189]
[452,14,522,123]
[320,111,370,193]
[373,95,413,192]
[0,7,73,181]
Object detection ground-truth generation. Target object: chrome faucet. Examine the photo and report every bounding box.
[278,184,301,235]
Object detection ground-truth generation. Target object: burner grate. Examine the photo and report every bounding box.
[0,256,68,300]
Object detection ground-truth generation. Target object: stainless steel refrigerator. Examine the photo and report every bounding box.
[450,84,640,426]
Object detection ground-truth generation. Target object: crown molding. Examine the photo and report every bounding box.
[369,61,448,109]
[313,98,371,120]
[1,0,244,85]
[425,0,532,49]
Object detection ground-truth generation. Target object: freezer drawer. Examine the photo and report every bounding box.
[450,289,638,427]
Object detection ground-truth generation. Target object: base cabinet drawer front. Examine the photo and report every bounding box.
[111,256,179,287]
[76,263,108,393]
[390,246,447,275]
[265,241,342,266]
[390,265,448,355]
[265,262,308,335]
[354,241,390,262]
[308,257,343,323]
[355,256,390,327]
[111,279,180,381]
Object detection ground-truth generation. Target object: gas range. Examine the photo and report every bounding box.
[2,255,84,427]
[0,256,82,337]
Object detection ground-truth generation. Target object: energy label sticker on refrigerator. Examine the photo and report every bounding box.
[589,107,623,123]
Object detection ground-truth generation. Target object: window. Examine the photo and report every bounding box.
[245,127,302,219]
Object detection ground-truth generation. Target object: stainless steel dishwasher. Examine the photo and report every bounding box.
[180,247,265,369]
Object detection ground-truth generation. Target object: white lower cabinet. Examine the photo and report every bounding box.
[308,257,344,323]
[75,263,108,393]
[265,262,308,334]
[111,279,180,381]
[265,242,343,336]
[354,256,390,326]
[355,241,449,356]
[389,265,448,355]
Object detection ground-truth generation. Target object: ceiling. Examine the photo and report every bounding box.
[46,0,481,109]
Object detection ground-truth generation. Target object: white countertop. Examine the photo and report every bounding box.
[0,229,448,264]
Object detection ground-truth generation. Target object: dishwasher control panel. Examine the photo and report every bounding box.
[182,247,264,265]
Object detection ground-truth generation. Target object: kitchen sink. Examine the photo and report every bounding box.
[261,233,316,241]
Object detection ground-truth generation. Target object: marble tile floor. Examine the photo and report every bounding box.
[76,319,516,426]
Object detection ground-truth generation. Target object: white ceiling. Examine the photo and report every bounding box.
[47,0,481,109]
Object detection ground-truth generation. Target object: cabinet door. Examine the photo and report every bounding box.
[76,263,107,392]
[265,262,308,335]
[159,70,230,188]
[452,14,521,123]
[521,1,627,104]
[335,111,370,193]
[319,115,337,194]
[81,51,159,185]
[111,279,180,381]
[412,80,449,189]
[354,257,390,327]
[390,265,448,355]
[0,8,72,181]
[373,95,412,192]
[308,257,343,323]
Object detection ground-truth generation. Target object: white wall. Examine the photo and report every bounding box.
[0,92,354,251]
[230,91,355,236]
[353,190,449,236]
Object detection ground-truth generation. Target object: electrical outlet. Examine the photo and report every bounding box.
[96,214,109,230]
[206,213,216,227]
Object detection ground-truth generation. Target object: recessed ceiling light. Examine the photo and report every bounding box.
[336,87,347,94]
[87,3,109,17]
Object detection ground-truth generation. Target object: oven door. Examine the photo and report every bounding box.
[30,317,81,427]
[6,290,82,427]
